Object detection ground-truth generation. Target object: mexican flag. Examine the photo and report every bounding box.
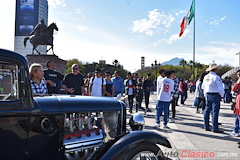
[179,0,195,37]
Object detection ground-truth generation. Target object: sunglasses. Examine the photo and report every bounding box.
[72,68,79,70]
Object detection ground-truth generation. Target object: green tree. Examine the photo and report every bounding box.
[65,58,85,74]
[112,59,121,68]
[188,60,194,75]
[218,64,233,76]
[195,62,204,76]
[179,59,187,75]
[84,62,128,78]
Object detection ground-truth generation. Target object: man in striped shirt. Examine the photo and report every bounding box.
[170,70,180,123]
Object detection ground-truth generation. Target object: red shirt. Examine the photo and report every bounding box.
[232,83,240,115]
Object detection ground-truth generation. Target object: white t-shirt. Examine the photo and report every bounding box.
[127,80,133,95]
[90,77,106,97]
[157,77,174,102]
[157,75,164,96]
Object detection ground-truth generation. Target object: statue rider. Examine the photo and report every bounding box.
[30,19,47,43]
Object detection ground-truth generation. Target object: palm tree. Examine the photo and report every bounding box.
[195,62,204,75]
[112,59,120,68]
[188,60,195,76]
[179,59,187,75]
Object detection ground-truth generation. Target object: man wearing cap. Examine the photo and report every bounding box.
[202,62,224,133]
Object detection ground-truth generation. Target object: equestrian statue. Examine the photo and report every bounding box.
[24,19,59,55]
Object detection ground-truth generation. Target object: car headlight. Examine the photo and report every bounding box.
[129,113,145,131]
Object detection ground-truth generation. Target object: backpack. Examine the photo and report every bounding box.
[91,77,104,86]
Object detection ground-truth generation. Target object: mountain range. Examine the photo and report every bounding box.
[161,57,184,66]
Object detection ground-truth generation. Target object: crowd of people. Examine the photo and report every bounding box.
[29,60,240,138]
[29,61,159,115]
[152,62,240,136]
[193,64,240,135]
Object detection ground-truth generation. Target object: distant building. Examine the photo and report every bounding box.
[141,56,145,69]
[14,0,48,55]
[99,60,106,65]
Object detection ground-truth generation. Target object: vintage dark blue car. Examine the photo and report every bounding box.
[0,49,171,160]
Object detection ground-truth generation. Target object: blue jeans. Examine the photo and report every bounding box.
[224,89,230,103]
[136,100,142,112]
[180,91,187,104]
[234,115,239,133]
[156,101,170,125]
[204,93,221,131]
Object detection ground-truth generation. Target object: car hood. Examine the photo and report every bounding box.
[33,95,126,113]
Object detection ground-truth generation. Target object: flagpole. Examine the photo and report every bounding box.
[193,0,195,79]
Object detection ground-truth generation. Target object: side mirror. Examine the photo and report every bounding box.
[129,113,145,131]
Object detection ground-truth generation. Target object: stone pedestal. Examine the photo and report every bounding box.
[26,54,66,74]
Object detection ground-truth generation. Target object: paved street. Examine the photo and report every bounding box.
[127,92,240,160]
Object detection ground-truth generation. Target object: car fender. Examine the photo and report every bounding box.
[99,130,171,160]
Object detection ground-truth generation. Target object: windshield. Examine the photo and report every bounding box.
[0,62,19,101]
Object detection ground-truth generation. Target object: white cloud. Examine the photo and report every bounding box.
[208,41,239,47]
[209,16,226,26]
[131,9,177,36]
[76,25,88,31]
[204,29,213,35]
[197,41,240,66]
[153,39,165,47]
[153,29,189,45]
[132,18,154,36]
[167,34,180,44]
[48,0,66,8]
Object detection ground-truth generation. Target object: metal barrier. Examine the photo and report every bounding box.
[221,67,240,79]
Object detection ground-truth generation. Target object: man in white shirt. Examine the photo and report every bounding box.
[156,69,165,96]
[153,70,174,128]
[89,69,106,97]
[202,63,224,133]
[156,69,166,121]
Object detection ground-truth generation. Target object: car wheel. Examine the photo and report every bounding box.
[121,143,165,160]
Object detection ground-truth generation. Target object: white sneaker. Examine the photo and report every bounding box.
[164,124,170,129]
[229,131,240,137]
[152,123,160,128]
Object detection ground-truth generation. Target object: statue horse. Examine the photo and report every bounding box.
[24,22,58,55]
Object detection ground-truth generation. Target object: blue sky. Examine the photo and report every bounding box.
[0,0,240,72]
